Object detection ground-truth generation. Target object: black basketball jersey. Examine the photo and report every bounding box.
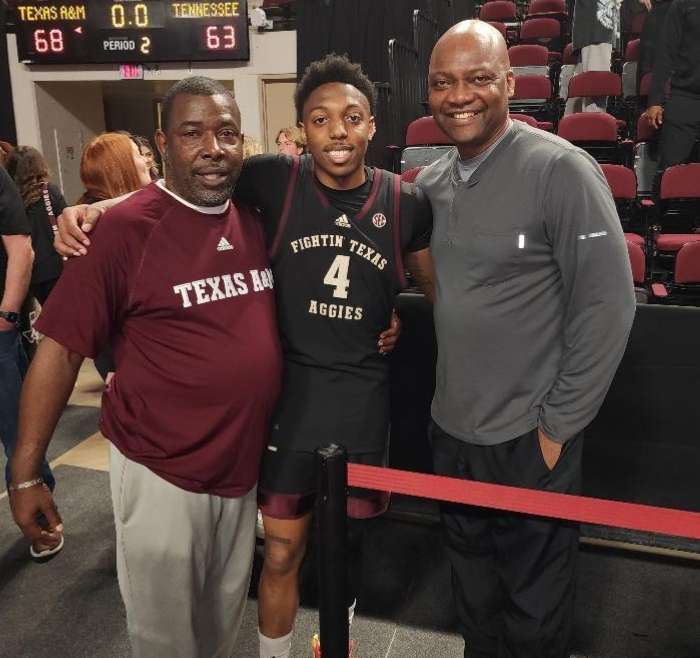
[267,154,406,453]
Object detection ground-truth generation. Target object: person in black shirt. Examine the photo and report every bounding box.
[644,0,700,176]
[0,167,59,558]
[6,146,66,305]
[235,55,433,658]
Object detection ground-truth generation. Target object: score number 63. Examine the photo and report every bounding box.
[205,25,236,50]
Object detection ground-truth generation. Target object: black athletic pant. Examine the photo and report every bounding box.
[656,91,700,188]
[431,422,583,658]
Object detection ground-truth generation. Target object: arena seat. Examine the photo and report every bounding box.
[401,118,453,172]
[656,163,700,242]
[508,44,550,77]
[557,112,628,164]
[518,18,563,59]
[601,163,645,237]
[566,72,624,129]
[625,240,646,286]
[526,0,568,21]
[479,1,518,23]
[510,74,555,127]
[405,116,451,145]
[651,242,700,305]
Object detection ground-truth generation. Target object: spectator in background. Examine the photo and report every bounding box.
[637,0,672,94]
[6,146,66,305]
[131,134,160,180]
[644,0,700,179]
[78,132,152,204]
[77,132,151,380]
[566,0,623,113]
[0,166,53,559]
[275,125,306,155]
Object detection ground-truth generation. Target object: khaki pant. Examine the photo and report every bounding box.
[109,444,257,658]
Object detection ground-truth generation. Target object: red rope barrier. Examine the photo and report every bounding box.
[348,464,700,540]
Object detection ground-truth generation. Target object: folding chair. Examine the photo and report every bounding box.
[510,74,556,129]
[401,117,454,172]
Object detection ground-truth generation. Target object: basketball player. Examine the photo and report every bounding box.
[55,56,435,658]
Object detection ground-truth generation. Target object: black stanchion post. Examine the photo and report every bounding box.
[316,444,349,658]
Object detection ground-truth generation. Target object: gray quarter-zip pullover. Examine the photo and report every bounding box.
[416,120,636,445]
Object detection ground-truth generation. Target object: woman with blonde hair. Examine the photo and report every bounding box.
[78,132,151,204]
[275,126,306,156]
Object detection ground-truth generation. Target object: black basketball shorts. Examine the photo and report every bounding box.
[258,445,390,520]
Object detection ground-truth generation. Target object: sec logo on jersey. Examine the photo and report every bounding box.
[372,213,387,228]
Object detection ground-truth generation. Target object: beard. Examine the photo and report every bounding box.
[164,154,240,207]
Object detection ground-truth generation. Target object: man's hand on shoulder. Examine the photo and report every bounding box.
[55,204,103,257]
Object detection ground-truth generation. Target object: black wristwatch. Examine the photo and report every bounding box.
[0,310,19,325]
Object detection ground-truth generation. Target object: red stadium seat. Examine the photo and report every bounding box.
[480,1,517,23]
[510,75,555,124]
[675,242,700,284]
[526,0,567,18]
[405,116,451,145]
[519,17,562,53]
[402,118,453,172]
[624,39,640,63]
[509,44,549,66]
[512,74,552,100]
[659,163,700,199]
[557,112,626,164]
[601,164,645,236]
[567,71,622,99]
[626,239,646,284]
[656,164,700,248]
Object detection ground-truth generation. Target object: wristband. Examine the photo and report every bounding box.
[8,477,44,492]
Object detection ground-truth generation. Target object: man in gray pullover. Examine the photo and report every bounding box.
[416,21,636,658]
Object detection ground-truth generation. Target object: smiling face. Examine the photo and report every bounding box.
[428,22,514,159]
[301,82,376,190]
[155,92,243,206]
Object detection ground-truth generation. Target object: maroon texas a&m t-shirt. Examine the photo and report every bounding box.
[37,182,282,497]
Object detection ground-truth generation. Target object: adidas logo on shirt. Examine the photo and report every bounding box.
[334,214,351,229]
[217,237,234,251]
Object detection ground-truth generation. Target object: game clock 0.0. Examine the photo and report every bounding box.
[14,2,250,64]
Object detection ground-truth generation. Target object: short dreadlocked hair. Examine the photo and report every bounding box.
[294,54,377,121]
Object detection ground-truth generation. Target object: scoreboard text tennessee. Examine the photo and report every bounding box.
[14,2,250,64]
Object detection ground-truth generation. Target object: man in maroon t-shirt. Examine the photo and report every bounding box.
[8,77,282,658]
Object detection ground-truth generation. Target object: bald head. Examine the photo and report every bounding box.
[430,20,510,74]
[427,20,514,158]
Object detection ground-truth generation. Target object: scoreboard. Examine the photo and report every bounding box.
[13,2,250,64]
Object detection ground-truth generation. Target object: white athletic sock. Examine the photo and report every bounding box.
[259,630,292,658]
[348,599,357,628]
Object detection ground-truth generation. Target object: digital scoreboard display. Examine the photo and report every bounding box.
[14,2,250,64]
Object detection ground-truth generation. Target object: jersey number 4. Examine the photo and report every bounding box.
[323,255,350,299]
